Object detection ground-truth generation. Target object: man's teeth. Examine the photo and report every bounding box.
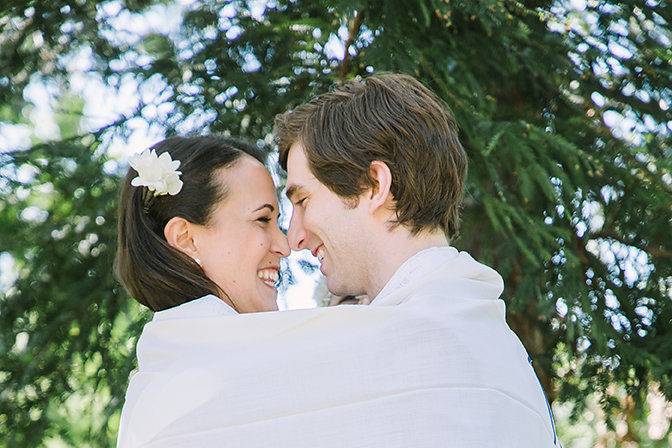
[316,247,325,262]
[257,269,279,285]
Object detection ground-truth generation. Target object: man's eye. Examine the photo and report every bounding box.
[257,217,271,223]
[296,197,307,206]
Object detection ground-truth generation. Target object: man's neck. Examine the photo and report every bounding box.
[364,229,449,300]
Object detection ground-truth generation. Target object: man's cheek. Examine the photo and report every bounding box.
[303,208,316,230]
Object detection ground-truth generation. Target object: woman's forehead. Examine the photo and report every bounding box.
[213,157,278,210]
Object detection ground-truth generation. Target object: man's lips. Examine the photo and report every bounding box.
[311,244,324,258]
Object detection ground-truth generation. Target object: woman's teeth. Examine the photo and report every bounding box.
[316,247,325,262]
[257,269,279,287]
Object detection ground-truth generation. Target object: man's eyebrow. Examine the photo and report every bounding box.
[253,203,275,213]
[285,184,304,201]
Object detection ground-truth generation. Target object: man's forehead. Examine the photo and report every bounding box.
[286,141,309,174]
[285,142,317,195]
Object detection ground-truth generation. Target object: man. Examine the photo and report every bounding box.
[276,73,559,446]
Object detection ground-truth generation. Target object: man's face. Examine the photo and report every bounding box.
[285,142,369,297]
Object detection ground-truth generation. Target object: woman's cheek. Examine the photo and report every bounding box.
[263,228,275,251]
[252,226,270,252]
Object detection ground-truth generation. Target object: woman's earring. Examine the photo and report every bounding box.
[194,257,201,266]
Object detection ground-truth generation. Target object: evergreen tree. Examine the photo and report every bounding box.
[1,0,670,445]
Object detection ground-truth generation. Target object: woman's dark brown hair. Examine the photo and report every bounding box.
[274,73,468,240]
[114,135,265,312]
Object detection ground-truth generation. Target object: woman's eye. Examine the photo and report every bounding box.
[257,217,271,223]
[296,197,307,206]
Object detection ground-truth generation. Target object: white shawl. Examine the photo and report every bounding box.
[117,246,558,447]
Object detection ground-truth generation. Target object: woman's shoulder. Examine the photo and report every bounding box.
[152,294,237,322]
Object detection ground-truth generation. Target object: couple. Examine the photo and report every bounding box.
[114,73,559,447]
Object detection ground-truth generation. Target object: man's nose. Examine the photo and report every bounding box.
[287,213,306,251]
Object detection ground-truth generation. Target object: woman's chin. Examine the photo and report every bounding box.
[238,299,277,313]
[256,299,279,312]
[252,284,279,312]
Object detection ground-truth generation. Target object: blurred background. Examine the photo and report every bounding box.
[0,0,671,446]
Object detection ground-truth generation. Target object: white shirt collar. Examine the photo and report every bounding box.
[371,246,459,306]
[370,245,503,307]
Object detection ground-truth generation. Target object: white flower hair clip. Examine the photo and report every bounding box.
[129,148,183,196]
[129,149,183,213]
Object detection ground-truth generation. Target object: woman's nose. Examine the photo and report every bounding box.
[273,226,291,257]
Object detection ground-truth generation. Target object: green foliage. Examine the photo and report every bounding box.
[1,0,670,445]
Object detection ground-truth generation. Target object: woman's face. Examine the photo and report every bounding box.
[193,155,290,313]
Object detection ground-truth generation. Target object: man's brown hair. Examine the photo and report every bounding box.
[274,73,468,239]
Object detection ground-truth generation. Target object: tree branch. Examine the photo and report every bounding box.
[589,231,672,260]
[337,11,364,82]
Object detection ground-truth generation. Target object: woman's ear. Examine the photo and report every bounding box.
[164,216,199,259]
[368,160,393,212]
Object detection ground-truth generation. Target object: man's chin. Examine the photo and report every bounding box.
[325,277,358,299]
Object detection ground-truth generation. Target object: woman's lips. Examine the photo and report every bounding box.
[257,268,279,289]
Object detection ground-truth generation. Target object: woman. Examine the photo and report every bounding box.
[114,135,290,446]
[114,135,289,314]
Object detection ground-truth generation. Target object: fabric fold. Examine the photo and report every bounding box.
[117,246,557,447]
